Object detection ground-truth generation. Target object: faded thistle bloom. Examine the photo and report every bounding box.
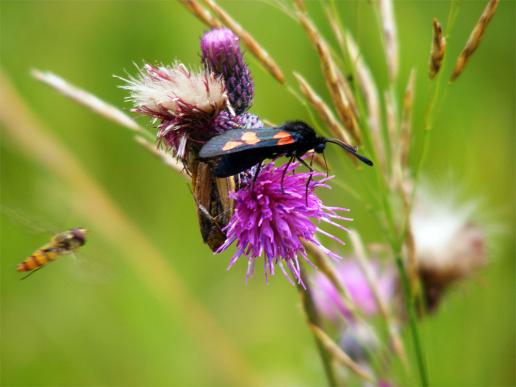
[411,186,487,311]
[121,63,228,158]
[312,259,396,321]
[217,161,351,287]
[201,28,254,114]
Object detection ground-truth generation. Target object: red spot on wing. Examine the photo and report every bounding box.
[273,131,295,145]
[222,141,244,151]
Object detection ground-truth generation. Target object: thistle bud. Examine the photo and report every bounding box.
[201,28,254,115]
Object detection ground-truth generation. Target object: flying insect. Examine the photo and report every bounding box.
[17,228,87,278]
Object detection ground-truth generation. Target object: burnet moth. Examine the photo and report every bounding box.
[199,120,373,178]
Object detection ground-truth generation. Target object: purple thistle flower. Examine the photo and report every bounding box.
[312,259,396,321]
[216,161,351,287]
[209,111,263,134]
[201,28,254,115]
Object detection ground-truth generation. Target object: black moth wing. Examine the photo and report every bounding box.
[198,128,297,159]
[213,149,271,177]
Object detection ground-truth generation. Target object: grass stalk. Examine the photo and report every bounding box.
[396,255,429,387]
[203,0,286,83]
[349,230,408,368]
[297,265,339,387]
[31,70,187,176]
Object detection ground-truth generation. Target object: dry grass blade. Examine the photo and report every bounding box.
[297,266,339,386]
[323,8,361,129]
[31,70,185,176]
[400,70,416,169]
[349,230,408,368]
[379,0,399,82]
[203,0,285,84]
[294,3,361,143]
[134,136,188,177]
[429,18,446,79]
[450,0,500,81]
[325,5,346,52]
[310,325,376,382]
[345,33,385,169]
[293,72,352,143]
[0,72,260,387]
[179,0,221,28]
[384,90,397,179]
[303,241,358,316]
[32,69,141,132]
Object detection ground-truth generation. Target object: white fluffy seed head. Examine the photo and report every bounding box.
[121,63,227,118]
[411,185,486,277]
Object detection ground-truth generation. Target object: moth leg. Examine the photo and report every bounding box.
[252,161,263,186]
[296,156,314,172]
[281,155,295,193]
[322,152,329,177]
[296,156,314,205]
[187,184,224,232]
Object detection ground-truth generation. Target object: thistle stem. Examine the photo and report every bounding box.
[396,255,429,387]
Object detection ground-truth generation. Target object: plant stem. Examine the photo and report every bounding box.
[396,255,429,387]
[297,267,339,387]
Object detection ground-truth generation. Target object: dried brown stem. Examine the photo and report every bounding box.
[429,18,446,79]
[392,70,415,197]
[179,0,221,28]
[203,0,285,84]
[400,70,416,169]
[294,4,361,143]
[32,69,141,132]
[310,325,376,383]
[297,265,339,386]
[304,241,358,316]
[349,230,408,368]
[451,0,500,81]
[134,136,188,177]
[345,33,385,169]
[31,70,186,177]
[384,90,397,179]
[293,72,352,144]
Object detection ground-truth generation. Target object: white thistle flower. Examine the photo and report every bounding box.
[411,185,487,310]
[121,63,227,118]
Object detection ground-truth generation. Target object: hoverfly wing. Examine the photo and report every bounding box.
[199,128,296,159]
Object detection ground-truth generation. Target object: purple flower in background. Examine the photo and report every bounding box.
[312,259,396,321]
[121,63,227,158]
[217,161,351,287]
[201,28,254,114]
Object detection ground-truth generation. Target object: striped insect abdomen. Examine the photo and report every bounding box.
[16,248,59,272]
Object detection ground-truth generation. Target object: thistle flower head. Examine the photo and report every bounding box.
[217,161,351,287]
[411,187,487,311]
[121,63,228,158]
[201,28,254,114]
[312,259,396,321]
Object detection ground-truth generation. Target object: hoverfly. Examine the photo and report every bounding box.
[17,228,87,279]
[199,120,373,178]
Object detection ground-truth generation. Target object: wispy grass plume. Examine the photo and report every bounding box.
[429,18,446,80]
[451,0,500,81]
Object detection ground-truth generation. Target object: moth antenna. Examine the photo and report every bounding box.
[324,138,374,166]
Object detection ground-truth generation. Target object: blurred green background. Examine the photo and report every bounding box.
[1,1,514,386]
